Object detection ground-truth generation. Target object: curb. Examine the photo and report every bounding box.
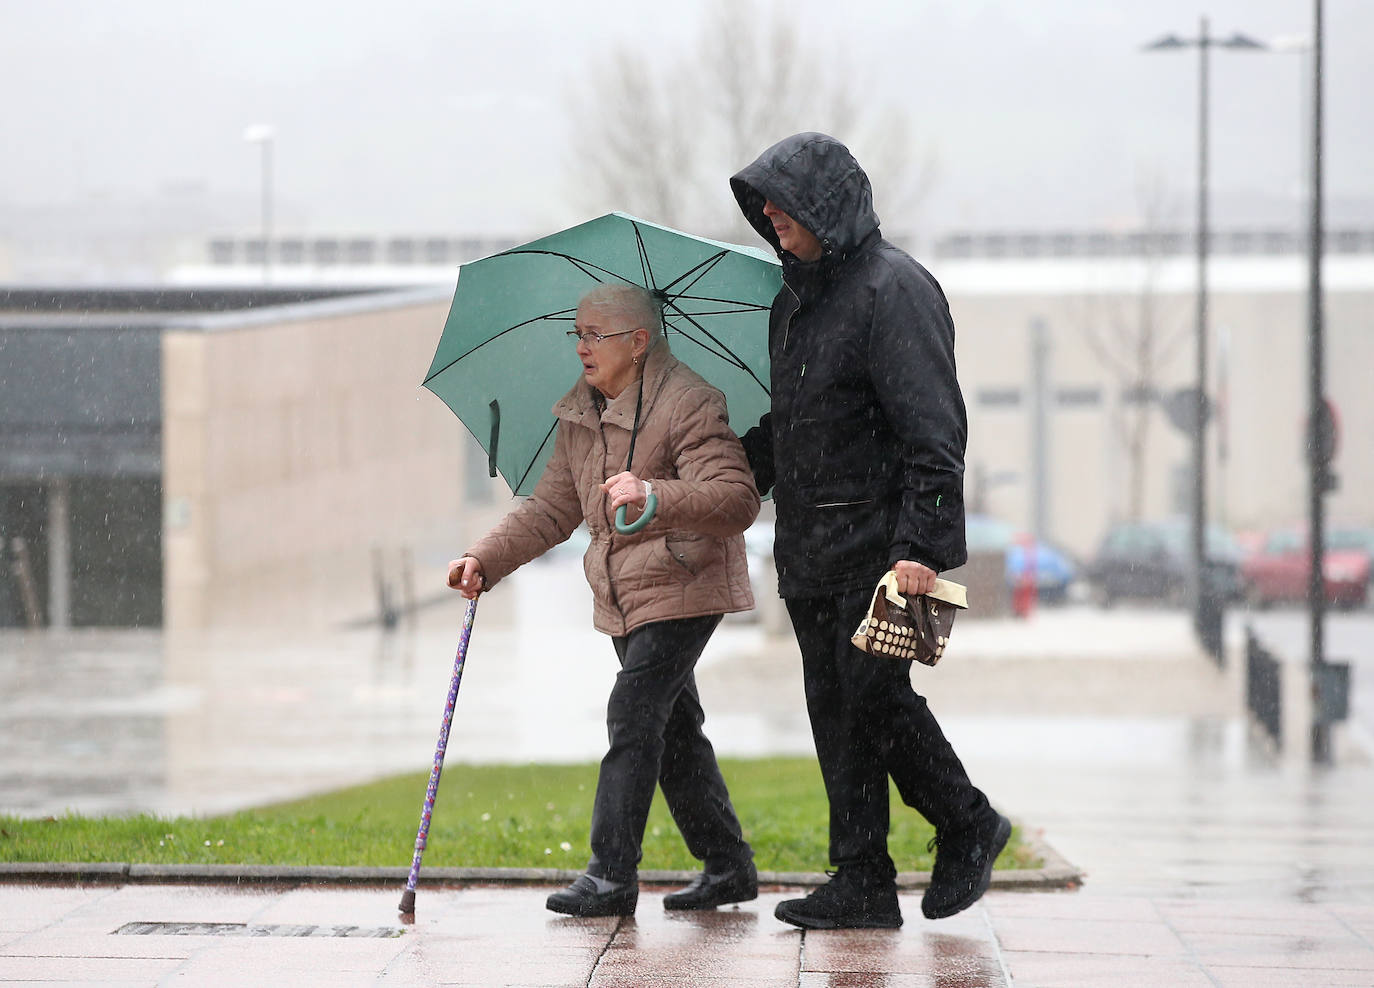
[0,833,1082,892]
[0,862,1079,890]
[0,829,1071,890]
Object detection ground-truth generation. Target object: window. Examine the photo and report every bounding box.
[345,239,375,264]
[1056,387,1101,408]
[977,387,1022,408]
[279,239,305,264]
[1121,385,1158,406]
[209,239,235,264]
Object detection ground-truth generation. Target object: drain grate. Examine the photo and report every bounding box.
[116,922,403,938]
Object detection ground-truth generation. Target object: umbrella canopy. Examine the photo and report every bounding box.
[423,212,780,495]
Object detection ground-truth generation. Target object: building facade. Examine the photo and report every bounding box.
[932,235,1374,559]
[0,286,509,630]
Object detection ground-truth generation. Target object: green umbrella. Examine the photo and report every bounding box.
[422,212,780,524]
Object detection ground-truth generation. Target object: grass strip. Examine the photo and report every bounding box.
[0,757,1038,872]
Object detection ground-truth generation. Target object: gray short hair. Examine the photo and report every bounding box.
[578,283,663,340]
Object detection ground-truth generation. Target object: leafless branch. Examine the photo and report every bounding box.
[563,0,932,239]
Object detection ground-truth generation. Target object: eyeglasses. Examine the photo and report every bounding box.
[566,329,637,346]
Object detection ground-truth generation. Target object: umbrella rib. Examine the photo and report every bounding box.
[500,249,631,287]
[664,301,772,317]
[422,308,577,385]
[631,221,659,293]
[513,418,559,493]
[663,302,770,396]
[665,324,746,369]
[661,250,730,297]
[669,292,771,310]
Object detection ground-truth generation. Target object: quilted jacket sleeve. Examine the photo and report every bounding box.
[648,386,760,538]
[464,422,584,587]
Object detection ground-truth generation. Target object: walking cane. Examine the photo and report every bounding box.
[399,595,478,916]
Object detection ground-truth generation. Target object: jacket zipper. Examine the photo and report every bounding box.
[780,280,800,353]
[595,415,629,631]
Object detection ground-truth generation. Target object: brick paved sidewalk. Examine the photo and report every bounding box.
[3,882,1373,986]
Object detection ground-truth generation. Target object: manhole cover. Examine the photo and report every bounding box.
[115,922,403,938]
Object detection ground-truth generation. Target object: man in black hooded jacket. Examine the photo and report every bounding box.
[731,133,1009,928]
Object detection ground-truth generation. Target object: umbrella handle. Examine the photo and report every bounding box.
[614,492,658,534]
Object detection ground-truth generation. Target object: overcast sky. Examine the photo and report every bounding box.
[2,0,1371,243]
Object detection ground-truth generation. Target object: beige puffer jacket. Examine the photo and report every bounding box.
[464,342,759,636]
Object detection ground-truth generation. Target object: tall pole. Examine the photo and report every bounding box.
[1142,22,1267,634]
[1307,0,1329,762]
[1030,317,1050,543]
[260,135,273,284]
[1193,16,1211,616]
[243,125,275,284]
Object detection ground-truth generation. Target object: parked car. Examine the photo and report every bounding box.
[1086,518,1243,608]
[1329,525,1374,558]
[1241,527,1371,610]
[964,514,1078,603]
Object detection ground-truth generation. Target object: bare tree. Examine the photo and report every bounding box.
[564,0,933,241]
[1079,173,1191,522]
[565,50,702,229]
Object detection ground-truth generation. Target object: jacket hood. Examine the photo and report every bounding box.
[730,132,880,259]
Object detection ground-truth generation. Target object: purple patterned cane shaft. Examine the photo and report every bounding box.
[404,597,477,894]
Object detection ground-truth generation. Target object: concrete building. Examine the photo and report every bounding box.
[0,286,509,631]
[934,228,1374,559]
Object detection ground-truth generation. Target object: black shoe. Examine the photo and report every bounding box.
[546,874,638,917]
[921,812,1011,920]
[663,862,758,910]
[774,868,902,930]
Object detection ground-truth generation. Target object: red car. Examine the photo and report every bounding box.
[1241,528,1371,609]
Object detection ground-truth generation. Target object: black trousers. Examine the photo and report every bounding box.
[786,590,992,877]
[587,614,753,883]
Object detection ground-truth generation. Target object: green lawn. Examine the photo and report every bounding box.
[0,757,1037,873]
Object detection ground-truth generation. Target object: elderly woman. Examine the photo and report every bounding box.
[447,283,760,918]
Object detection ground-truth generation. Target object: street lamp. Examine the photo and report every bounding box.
[1142,19,1266,633]
[1305,0,1334,762]
[243,124,275,283]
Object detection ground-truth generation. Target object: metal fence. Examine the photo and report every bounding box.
[1194,585,1225,666]
[1245,628,1282,746]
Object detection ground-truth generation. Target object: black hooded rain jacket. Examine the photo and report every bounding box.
[731,132,968,598]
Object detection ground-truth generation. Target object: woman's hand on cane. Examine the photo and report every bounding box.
[447,556,485,600]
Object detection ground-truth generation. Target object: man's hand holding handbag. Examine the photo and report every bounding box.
[851,571,968,666]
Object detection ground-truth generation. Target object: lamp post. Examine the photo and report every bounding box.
[1143,19,1266,629]
[243,124,275,283]
[1305,0,1333,762]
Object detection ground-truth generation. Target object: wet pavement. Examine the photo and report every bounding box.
[3,565,1374,984]
[2,883,1373,985]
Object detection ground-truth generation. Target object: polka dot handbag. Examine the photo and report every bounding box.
[850,571,968,666]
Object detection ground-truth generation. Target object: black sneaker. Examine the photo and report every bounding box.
[546,874,638,917]
[774,868,902,930]
[663,862,758,910]
[921,812,1011,920]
